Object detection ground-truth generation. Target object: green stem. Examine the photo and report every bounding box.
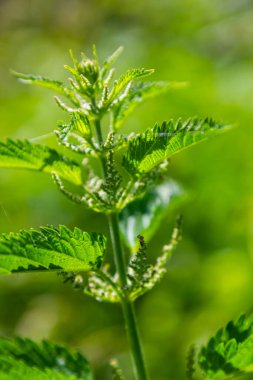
[107,213,127,287]
[94,119,149,380]
[108,212,149,380]
[94,118,107,176]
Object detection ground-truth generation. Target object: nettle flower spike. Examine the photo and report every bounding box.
[125,216,182,301]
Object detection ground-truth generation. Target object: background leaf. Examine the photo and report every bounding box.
[198,314,253,379]
[119,180,185,250]
[0,337,92,380]
[0,139,82,185]
[0,225,106,275]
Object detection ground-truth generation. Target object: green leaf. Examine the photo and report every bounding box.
[101,46,124,74]
[0,337,92,379]
[198,314,253,379]
[112,81,185,129]
[11,71,72,98]
[122,117,230,177]
[105,68,154,108]
[0,139,82,185]
[119,180,185,249]
[55,113,95,156]
[0,225,106,275]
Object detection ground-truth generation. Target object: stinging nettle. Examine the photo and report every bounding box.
[0,46,245,380]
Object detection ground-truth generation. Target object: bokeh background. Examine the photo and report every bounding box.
[0,1,253,379]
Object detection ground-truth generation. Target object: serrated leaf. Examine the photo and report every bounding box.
[0,139,82,185]
[122,117,230,177]
[105,68,154,108]
[0,225,106,275]
[112,81,185,129]
[0,337,92,380]
[12,71,72,97]
[57,114,90,142]
[119,180,185,249]
[198,314,253,379]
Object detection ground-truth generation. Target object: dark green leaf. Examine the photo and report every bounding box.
[0,139,82,185]
[0,337,92,379]
[198,314,253,379]
[0,225,106,275]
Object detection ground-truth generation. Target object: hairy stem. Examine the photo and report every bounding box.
[107,213,127,286]
[94,118,108,175]
[108,212,149,380]
[95,119,149,380]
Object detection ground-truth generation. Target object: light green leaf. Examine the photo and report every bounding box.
[0,337,92,380]
[104,68,154,108]
[198,314,253,379]
[0,225,106,275]
[119,180,185,249]
[122,117,230,177]
[0,139,82,185]
[102,46,124,74]
[11,71,73,98]
[113,81,186,129]
[56,114,91,144]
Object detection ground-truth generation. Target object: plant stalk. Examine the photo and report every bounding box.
[108,212,149,380]
[95,119,149,380]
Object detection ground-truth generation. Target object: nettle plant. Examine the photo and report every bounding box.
[0,47,251,380]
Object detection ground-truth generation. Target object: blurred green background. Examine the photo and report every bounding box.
[0,1,253,379]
